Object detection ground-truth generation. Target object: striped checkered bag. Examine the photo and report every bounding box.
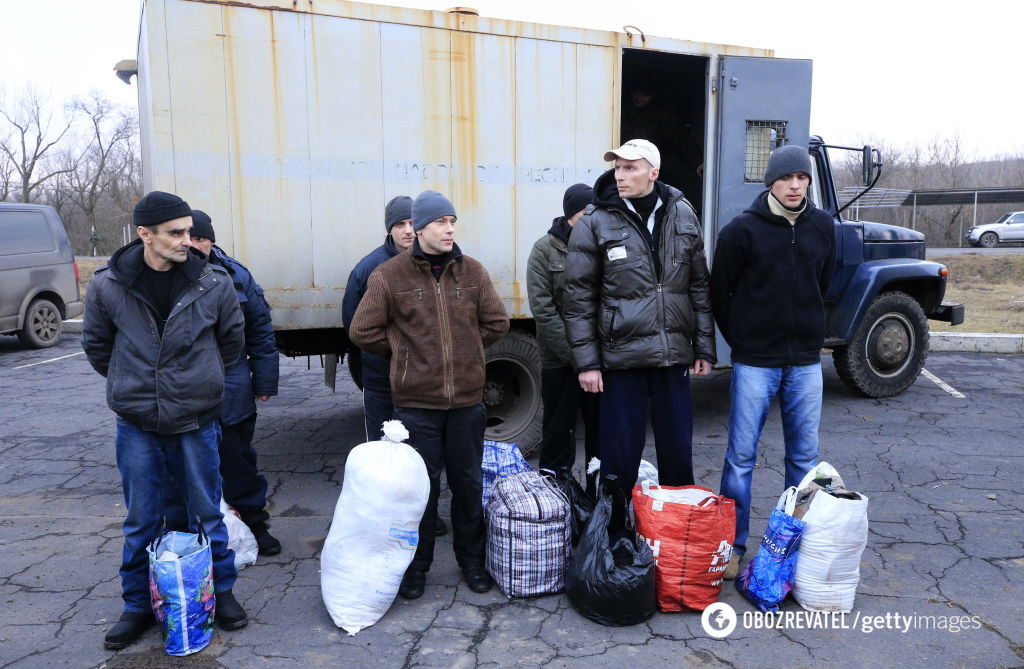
[485,470,571,598]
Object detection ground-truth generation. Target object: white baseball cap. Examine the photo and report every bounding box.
[603,138,661,169]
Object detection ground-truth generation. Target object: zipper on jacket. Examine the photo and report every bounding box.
[789,226,796,364]
[655,282,670,360]
[433,268,455,406]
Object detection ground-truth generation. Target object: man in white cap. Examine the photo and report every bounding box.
[564,140,716,499]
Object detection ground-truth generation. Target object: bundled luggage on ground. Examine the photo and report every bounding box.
[481,440,531,510]
[485,470,571,598]
[791,462,869,613]
[565,477,657,626]
[320,421,429,634]
[632,481,736,612]
[736,486,806,612]
[148,527,216,656]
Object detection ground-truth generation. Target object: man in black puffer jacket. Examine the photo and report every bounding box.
[564,139,716,497]
[710,144,836,580]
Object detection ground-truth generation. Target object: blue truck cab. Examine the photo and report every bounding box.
[810,137,964,397]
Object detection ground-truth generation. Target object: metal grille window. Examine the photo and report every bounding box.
[744,121,788,182]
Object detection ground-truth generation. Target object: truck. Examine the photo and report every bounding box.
[120,0,963,454]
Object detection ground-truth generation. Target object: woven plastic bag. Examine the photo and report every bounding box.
[481,440,531,510]
[320,420,429,634]
[485,470,571,597]
[148,528,215,656]
[632,482,736,612]
[736,487,806,612]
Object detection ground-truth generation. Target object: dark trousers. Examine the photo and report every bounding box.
[394,403,487,572]
[538,365,601,495]
[165,412,270,534]
[361,352,393,441]
[599,366,694,497]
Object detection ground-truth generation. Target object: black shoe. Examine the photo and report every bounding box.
[433,515,448,537]
[215,590,248,630]
[398,568,426,600]
[463,567,493,594]
[255,531,281,556]
[103,611,155,650]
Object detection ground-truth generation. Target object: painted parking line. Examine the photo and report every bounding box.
[921,368,966,398]
[12,351,85,370]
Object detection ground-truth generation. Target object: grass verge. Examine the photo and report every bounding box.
[929,254,1024,334]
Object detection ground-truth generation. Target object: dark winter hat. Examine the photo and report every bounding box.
[133,190,192,228]
[189,209,215,242]
[384,195,413,232]
[763,145,813,188]
[562,183,594,218]
[412,190,457,232]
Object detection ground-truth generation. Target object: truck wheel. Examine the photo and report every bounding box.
[17,298,63,349]
[832,291,928,398]
[979,232,998,248]
[483,329,543,457]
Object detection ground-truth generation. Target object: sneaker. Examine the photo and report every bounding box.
[723,553,742,581]
[255,531,282,556]
[433,514,448,537]
[215,590,248,630]
[103,611,155,650]
[398,568,427,600]
[462,567,493,594]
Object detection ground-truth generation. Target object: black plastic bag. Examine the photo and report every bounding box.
[564,475,657,626]
[550,468,596,547]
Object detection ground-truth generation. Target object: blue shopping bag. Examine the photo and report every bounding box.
[736,487,807,613]
[481,440,531,510]
[148,527,216,656]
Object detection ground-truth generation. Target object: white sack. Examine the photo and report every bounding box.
[220,499,258,571]
[320,420,429,634]
[792,462,869,613]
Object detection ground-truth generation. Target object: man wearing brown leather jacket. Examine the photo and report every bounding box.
[564,140,716,497]
[349,189,509,600]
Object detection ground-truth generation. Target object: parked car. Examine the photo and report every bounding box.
[966,211,1024,248]
[0,203,83,348]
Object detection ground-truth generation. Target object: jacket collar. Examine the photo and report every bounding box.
[746,190,815,227]
[547,216,571,246]
[411,238,463,263]
[592,168,683,223]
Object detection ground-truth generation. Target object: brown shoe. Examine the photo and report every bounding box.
[723,553,741,580]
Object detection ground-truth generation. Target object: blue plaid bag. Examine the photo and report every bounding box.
[148,528,216,656]
[481,440,531,510]
[736,487,806,613]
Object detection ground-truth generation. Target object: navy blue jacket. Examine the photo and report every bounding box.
[710,190,835,367]
[210,245,279,424]
[342,235,401,332]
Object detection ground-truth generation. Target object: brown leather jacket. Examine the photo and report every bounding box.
[348,241,510,410]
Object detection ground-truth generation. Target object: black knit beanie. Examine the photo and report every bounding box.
[189,209,215,242]
[384,196,413,232]
[562,183,594,218]
[133,191,191,228]
[763,145,813,188]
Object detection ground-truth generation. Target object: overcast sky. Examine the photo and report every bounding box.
[4,0,1022,161]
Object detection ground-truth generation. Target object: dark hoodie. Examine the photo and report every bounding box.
[81,238,245,434]
[710,189,836,367]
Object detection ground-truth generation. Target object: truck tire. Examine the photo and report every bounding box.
[979,232,998,248]
[483,329,543,457]
[832,291,928,398]
[17,298,62,349]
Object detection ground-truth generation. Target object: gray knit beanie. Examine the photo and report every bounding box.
[763,145,813,188]
[412,190,457,231]
[384,195,413,232]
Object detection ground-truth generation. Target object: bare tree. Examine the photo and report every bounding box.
[0,86,79,202]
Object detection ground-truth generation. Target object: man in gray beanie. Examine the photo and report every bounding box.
[82,192,248,648]
[710,145,835,579]
[349,189,509,599]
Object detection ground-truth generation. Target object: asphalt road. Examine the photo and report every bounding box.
[1,336,1022,669]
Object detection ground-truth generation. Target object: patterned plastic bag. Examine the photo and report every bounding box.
[481,440,531,510]
[148,528,215,656]
[736,487,806,612]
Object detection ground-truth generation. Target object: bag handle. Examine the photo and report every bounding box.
[776,486,799,515]
[795,461,839,492]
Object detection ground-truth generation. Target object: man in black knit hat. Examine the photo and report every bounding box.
[82,191,248,649]
[527,183,600,494]
[564,140,716,499]
[711,145,835,580]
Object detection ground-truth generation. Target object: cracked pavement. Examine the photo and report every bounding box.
[1,336,1022,668]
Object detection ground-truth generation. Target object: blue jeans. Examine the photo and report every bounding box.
[719,362,822,556]
[115,419,236,613]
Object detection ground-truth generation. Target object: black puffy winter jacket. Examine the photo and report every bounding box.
[564,171,716,371]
